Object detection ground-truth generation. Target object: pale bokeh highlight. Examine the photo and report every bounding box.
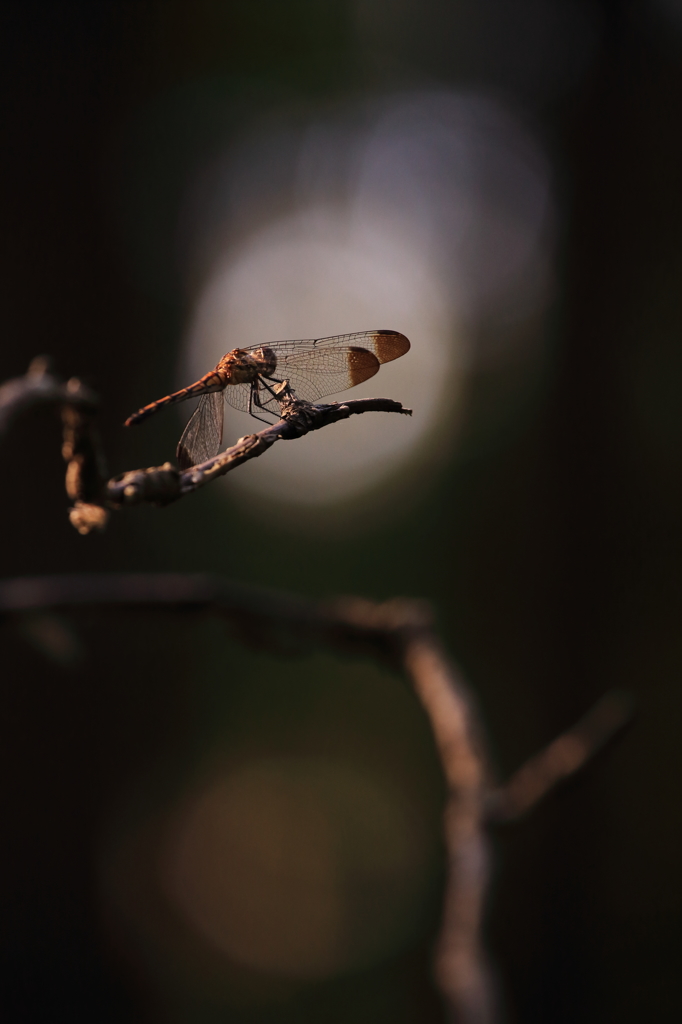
[180,92,553,512]
[184,205,455,505]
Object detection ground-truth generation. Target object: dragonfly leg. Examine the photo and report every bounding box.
[253,377,287,409]
[260,375,295,401]
[247,381,272,426]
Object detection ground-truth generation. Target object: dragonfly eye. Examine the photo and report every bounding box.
[256,346,277,376]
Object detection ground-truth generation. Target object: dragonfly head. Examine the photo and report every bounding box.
[251,346,277,376]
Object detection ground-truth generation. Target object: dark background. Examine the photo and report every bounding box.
[0,2,679,1022]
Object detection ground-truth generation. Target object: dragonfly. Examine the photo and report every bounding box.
[125,329,410,469]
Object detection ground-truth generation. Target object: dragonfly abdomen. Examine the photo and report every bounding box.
[124,369,227,426]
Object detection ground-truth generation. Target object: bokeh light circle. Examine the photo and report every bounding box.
[161,757,436,979]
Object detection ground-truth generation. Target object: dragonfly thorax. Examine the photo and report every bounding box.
[219,346,277,385]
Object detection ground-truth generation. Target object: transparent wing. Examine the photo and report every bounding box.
[245,329,410,366]
[256,346,381,413]
[176,392,224,469]
[222,382,254,415]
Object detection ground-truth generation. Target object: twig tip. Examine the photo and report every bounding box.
[68,502,109,535]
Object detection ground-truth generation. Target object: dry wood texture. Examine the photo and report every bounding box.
[0,357,411,533]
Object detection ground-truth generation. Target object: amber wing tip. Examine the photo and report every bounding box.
[347,347,380,387]
[373,330,410,362]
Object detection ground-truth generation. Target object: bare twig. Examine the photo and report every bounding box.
[0,356,98,433]
[486,690,634,822]
[0,359,411,533]
[106,396,411,509]
[61,390,110,533]
[0,358,110,533]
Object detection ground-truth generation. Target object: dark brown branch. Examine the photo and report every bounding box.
[0,356,99,430]
[107,396,411,509]
[402,633,496,1024]
[0,572,425,667]
[61,399,110,533]
[0,358,110,533]
[0,359,411,534]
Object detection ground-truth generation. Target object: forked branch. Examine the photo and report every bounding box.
[0,573,633,1023]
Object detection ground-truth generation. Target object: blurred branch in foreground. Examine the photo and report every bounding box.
[0,573,633,1024]
[0,356,99,433]
[0,358,410,535]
